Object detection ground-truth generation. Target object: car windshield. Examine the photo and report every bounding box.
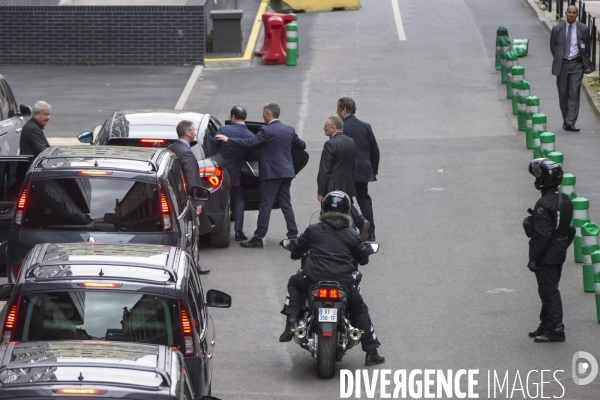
[23,178,164,232]
[13,292,181,347]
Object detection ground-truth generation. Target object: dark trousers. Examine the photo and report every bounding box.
[557,59,584,126]
[535,262,564,336]
[254,178,298,240]
[281,272,379,352]
[230,185,245,232]
[350,182,375,234]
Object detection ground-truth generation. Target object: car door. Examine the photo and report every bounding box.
[166,163,193,254]
[0,156,32,263]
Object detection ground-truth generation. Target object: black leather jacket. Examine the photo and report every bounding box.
[290,212,370,285]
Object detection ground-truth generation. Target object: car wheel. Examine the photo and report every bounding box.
[209,202,231,248]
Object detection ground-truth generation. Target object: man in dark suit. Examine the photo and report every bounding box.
[550,5,590,132]
[337,97,380,241]
[216,103,306,248]
[167,120,210,274]
[20,101,51,158]
[213,106,254,241]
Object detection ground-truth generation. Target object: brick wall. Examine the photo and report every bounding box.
[0,6,205,65]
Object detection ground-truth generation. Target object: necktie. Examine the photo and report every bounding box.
[565,24,573,59]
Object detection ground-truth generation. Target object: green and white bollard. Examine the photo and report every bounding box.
[592,250,600,322]
[286,36,298,66]
[507,65,524,100]
[582,223,599,292]
[547,151,563,168]
[289,13,298,56]
[495,27,509,70]
[512,39,529,57]
[502,48,518,85]
[573,197,590,263]
[539,132,555,158]
[525,96,540,148]
[532,130,543,159]
[560,173,576,200]
[514,79,530,117]
[530,113,546,157]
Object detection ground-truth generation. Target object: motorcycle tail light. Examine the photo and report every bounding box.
[312,287,345,299]
[318,288,328,298]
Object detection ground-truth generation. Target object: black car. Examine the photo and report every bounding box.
[0,341,221,400]
[0,145,210,282]
[0,242,231,397]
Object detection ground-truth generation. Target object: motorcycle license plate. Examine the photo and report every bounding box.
[318,308,337,322]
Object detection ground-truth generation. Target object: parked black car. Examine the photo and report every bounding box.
[0,341,221,400]
[0,242,231,397]
[0,146,210,282]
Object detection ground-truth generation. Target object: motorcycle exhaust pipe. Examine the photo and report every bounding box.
[293,325,307,344]
[348,328,362,347]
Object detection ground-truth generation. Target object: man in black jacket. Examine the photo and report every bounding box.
[279,191,384,366]
[337,97,380,241]
[524,158,574,343]
[20,101,51,158]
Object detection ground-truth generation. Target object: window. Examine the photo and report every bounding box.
[23,178,164,232]
[93,120,111,145]
[0,160,29,202]
[1,81,18,118]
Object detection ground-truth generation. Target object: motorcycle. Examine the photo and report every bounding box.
[280,236,379,379]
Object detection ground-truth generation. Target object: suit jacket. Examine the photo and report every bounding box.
[19,118,49,158]
[341,114,380,183]
[227,120,306,181]
[212,123,254,187]
[167,140,203,202]
[550,20,589,76]
[317,132,357,197]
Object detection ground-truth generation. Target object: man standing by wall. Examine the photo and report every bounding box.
[337,97,380,241]
[20,101,50,158]
[550,5,590,132]
[213,106,254,241]
[216,103,306,248]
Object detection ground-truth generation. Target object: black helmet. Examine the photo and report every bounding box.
[322,191,351,214]
[529,158,563,190]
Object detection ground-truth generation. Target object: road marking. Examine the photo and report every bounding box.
[175,65,203,110]
[391,0,407,41]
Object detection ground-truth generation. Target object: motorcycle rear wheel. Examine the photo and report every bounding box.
[317,327,337,379]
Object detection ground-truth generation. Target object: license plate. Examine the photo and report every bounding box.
[318,308,337,322]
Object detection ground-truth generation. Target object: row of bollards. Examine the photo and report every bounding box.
[495,26,600,323]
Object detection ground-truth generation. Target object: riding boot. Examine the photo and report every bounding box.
[279,315,298,342]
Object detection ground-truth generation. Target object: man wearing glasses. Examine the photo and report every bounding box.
[20,101,51,158]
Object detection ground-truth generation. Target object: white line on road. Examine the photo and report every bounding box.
[391,0,407,41]
[175,65,203,110]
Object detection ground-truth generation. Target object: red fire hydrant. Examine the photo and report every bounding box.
[255,12,294,58]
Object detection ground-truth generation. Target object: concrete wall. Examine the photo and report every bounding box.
[0,5,205,65]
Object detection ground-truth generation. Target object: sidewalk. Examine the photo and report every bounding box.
[525,0,600,117]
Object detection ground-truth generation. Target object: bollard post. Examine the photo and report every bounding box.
[539,132,555,158]
[547,151,564,169]
[286,36,298,66]
[512,39,529,57]
[560,173,576,200]
[495,27,509,70]
[592,250,600,322]
[530,113,546,157]
[514,79,530,117]
[573,197,590,263]
[582,223,600,292]
[507,65,524,100]
[532,130,542,159]
[289,13,298,56]
[502,48,518,84]
[525,96,540,148]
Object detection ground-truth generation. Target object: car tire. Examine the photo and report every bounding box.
[209,202,231,248]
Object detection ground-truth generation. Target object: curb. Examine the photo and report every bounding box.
[522,0,600,120]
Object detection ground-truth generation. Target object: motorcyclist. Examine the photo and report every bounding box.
[278,190,385,366]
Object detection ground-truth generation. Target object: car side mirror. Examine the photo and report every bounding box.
[78,131,94,144]
[367,243,379,254]
[19,104,32,117]
[206,289,231,308]
[191,186,210,201]
[0,284,14,301]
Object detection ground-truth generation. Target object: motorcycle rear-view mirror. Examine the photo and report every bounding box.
[206,289,231,308]
[367,243,380,254]
[191,186,210,201]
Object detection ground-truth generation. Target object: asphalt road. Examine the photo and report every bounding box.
[1,0,599,398]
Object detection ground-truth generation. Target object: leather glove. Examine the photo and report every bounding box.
[527,261,539,272]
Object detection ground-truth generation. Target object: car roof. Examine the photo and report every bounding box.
[0,341,173,388]
[113,109,205,126]
[106,110,208,140]
[40,242,173,266]
[36,145,166,173]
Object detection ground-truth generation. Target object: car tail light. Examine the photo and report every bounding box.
[157,185,173,232]
[14,183,30,227]
[76,170,113,175]
[312,288,346,299]
[199,165,223,189]
[11,266,20,280]
[140,139,165,145]
[178,301,195,356]
[2,296,20,343]
[53,388,107,395]
[77,282,123,288]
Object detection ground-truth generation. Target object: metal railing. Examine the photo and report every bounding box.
[579,0,587,24]
[543,0,552,12]
[556,0,577,20]
[588,12,598,73]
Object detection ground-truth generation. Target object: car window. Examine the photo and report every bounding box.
[13,291,182,347]
[168,159,188,214]
[0,160,29,202]
[23,178,164,232]
[1,81,18,118]
[204,120,220,157]
[0,82,8,120]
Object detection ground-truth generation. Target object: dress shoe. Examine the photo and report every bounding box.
[564,124,580,132]
[240,237,263,248]
[534,333,565,343]
[235,231,248,241]
[528,327,546,338]
[196,267,211,274]
[279,315,298,342]
[367,233,376,242]
[365,350,385,366]
[355,218,370,242]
